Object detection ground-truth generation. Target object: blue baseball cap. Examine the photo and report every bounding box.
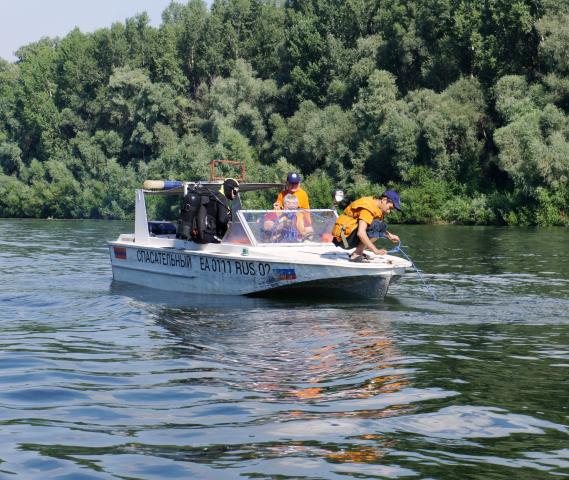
[286,172,302,183]
[383,190,402,211]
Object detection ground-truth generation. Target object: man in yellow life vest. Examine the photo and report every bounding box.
[332,191,401,262]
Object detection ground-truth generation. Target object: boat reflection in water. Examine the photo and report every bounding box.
[112,282,416,466]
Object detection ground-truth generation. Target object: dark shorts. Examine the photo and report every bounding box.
[333,220,387,249]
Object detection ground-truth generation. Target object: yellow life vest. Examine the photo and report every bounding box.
[332,197,383,241]
[332,214,358,239]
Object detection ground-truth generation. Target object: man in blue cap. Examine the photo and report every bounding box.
[273,172,310,210]
[331,190,401,262]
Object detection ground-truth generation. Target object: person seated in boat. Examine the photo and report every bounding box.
[273,172,310,210]
[177,178,239,243]
[263,194,313,243]
[331,191,401,262]
[273,171,312,230]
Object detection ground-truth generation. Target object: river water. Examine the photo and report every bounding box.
[1,220,568,479]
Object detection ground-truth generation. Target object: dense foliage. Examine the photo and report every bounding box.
[1,0,569,225]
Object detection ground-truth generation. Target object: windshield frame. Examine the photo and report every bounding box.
[227,209,338,247]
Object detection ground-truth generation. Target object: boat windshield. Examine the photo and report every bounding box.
[229,209,338,246]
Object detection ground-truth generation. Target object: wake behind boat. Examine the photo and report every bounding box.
[108,180,412,299]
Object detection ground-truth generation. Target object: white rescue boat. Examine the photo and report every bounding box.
[108,181,412,298]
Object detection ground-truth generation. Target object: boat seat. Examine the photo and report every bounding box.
[148,221,177,237]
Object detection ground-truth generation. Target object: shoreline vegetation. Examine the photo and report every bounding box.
[1,0,569,226]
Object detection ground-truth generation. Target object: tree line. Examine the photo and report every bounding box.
[1,0,569,225]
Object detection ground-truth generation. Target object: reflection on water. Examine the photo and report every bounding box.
[0,220,568,478]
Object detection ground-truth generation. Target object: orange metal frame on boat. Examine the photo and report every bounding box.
[210,159,246,182]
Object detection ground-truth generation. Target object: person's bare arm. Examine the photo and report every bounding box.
[357,220,386,255]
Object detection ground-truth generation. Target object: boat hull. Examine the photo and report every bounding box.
[252,274,399,299]
[109,243,407,299]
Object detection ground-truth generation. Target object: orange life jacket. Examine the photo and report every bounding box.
[332,197,383,241]
[332,214,358,239]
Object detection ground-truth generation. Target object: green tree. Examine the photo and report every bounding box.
[207,59,278,152]
[277,101,356,176]
[15,39,63,162]
[405,78,485,184]
[124,13,156,70]
[150,24,188,92]
[494,104,569,194]
[91,23,130,79]
[0,137,23,175]
[55,28,99,114]
[282,7,328,105]
[0,60,20,137]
